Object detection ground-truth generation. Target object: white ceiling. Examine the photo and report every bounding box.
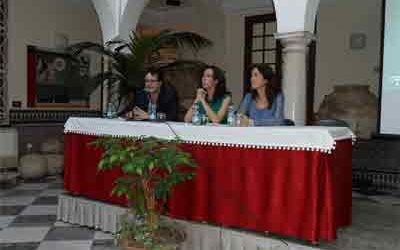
[221,0,274,12]
[144,0,274,13]
[146,0,194,10]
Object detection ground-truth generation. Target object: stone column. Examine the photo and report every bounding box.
[275,31,314,125]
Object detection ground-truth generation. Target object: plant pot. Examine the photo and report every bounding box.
[119,239,145,250]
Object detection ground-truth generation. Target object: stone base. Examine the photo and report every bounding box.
[0,171,19,185]
[0,156,19,169]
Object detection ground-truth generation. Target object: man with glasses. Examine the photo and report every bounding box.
[122,68,178,121]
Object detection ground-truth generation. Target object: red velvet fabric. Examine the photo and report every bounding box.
[64,134,127,206]
[27,52,36,107]
[64,134,352,242]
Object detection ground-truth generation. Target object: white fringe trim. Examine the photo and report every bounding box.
[57,194,295,250]
[57,194,127,234]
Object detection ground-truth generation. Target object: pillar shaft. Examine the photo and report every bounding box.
[275,31,314,125]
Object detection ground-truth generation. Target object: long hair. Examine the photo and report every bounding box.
[199,65,230,101]
[248,64,281,109]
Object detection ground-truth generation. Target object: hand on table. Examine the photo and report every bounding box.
[133,106,149,120]
[125,111,134,119]
[237,113,253,127]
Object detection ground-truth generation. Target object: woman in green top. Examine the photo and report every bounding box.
[184,65,232,124]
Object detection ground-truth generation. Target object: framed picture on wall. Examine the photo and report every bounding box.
[27,46,99,108]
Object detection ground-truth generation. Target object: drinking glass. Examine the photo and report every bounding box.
[157,112,166,122]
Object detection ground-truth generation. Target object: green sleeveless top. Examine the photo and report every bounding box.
[198,95,229,124]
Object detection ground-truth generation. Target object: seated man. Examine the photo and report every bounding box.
[125,68,179,121]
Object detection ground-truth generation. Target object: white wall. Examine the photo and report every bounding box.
[224,14,245,104]
[8,0,103,109]
[314,0,382,111]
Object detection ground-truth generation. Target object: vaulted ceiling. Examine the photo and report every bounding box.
[144,0,274,13]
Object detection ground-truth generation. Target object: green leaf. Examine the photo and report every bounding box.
[110,154,119,165]
[136,167,143,176]
[122,162,136,173]
[148,161,155,171]
[98,159,110,170]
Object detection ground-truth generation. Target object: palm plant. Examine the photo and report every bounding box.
[67,30,212,109]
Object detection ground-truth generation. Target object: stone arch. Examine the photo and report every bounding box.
[272,0,320,34]
[118,0,148,40]
[91,0,117,42]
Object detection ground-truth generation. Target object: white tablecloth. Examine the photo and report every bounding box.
[64,117,355,153]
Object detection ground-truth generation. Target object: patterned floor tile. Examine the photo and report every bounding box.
[44,226,95,241]
[91,239,119,250]
[9,215,57,227]
[0,227,50,243]
[0,196,36,206]
[39,189,65,197]
[0,206,26,216]
[0,189,41,197]
[15,183,49,190]
[21,205,57,216]
[0,242,40,250]
[0,216,15,229]
[37,240,92,250]
[53,221,75,227]
[47,183,64,190]
[20,178,48,184]
[32,196,58,205]
[94,231,114,240]
[46,176,63,184]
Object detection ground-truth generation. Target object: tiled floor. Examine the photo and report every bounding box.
[1,177,400,250]
[0,177,119,250]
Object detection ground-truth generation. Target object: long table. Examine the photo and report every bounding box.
[64,118,354,243]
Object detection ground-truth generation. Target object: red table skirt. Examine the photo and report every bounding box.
[64,134,352,242]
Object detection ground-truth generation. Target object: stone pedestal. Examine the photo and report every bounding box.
[275,31,314,125]
[0,128,19,185]
[19,153,48,179]
[41,138,64,175]
[44,154,64,175]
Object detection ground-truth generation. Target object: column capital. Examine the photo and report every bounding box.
[275,31,315,53]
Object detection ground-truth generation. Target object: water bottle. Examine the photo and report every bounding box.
[106,102,114,119]
[227,104,236,126]
[191,102,201,125]
[148,102,157,121]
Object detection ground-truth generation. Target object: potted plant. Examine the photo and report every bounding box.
[67,29,211,109]
[93,135,196,250]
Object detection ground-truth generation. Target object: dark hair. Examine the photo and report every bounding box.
[145,67,163,82]
[200,65,230,101]
[248,64,281,109]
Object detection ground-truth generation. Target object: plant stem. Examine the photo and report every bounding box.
[143,180,158,234]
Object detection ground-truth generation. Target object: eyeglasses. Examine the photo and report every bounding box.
[145,79,159,83]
